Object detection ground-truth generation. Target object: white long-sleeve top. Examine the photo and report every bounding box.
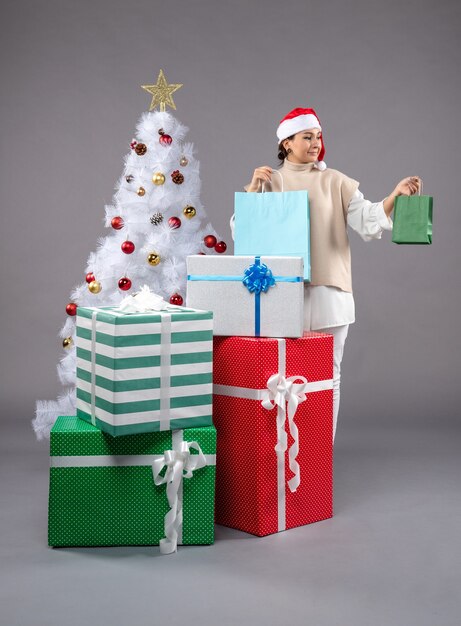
[230,189,393,330]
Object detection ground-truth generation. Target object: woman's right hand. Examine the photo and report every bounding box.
[247,166,273,192]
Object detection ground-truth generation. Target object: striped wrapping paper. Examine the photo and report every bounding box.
[76,305,213,436]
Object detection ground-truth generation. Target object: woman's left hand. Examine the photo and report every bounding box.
[383,176,422,217]
[392,176,422,197]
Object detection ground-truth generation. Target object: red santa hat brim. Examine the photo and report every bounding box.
[276,113,322,142]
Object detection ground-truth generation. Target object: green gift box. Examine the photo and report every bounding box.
[392,194,433,244]
[48,416,216,553]
[76,304,213,436]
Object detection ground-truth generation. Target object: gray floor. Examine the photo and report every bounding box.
[1,417,459,626]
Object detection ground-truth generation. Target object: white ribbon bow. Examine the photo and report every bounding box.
[261,374,308,493]
[152,441,207,554]
[119,285,170,313]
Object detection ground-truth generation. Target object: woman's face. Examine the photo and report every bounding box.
[284,128,322,164]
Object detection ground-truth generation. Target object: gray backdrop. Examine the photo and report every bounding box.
[1,2,461,625]
[2,0,459,428]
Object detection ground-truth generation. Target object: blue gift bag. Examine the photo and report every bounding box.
[234,184,310,281]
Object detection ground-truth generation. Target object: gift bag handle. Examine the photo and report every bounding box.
[261,169,284,193]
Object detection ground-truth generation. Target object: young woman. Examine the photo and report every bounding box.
[231,107,421,439]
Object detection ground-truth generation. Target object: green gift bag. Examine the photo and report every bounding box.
[392,184,433,244]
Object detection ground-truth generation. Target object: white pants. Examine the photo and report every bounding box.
[315,324,349,440]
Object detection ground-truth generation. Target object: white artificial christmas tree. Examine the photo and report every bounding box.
[34,70,226,439]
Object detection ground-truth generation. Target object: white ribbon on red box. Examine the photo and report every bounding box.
[213,338,333,532]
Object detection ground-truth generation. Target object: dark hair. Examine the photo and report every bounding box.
[277,135,294,165]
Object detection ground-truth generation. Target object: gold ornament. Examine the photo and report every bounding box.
[137,186,146,196]
[147,253,161,266]
[62,337,73,349]
[141,69,183,112]
[88,280,102,294]
[152,172,165,186]
[180,156,189,167]
[183,205,196,219]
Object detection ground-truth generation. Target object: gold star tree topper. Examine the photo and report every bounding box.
[141,70,183,112]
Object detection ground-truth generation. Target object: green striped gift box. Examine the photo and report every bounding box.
[76,305,213,436]
[48,416,216,548]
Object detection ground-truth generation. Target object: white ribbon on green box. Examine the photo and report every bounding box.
[152,430,209,554]
[213,338,333,532]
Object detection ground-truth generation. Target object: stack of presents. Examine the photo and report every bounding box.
[48,186,335,554]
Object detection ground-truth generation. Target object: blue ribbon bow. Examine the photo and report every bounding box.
[242,256,276,336]
[242,261,276,294]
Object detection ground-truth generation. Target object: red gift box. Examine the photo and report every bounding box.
[213,332,333,536]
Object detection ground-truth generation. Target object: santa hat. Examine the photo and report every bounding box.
[276,107,326,170]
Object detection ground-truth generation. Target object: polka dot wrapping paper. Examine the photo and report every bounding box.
[213,333,333,537]
[48,416,216,548]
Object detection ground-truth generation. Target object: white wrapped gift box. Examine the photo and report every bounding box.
[186,255,304,338]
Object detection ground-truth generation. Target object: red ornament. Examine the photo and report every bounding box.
[121,240,135,254]
[198,252,206,255]
[85,272,95,284]
[111,216,124,230]
[130,139,137,150]
[159,134,173,146]
[169,293,183,306]
[215,240,227,254]
[118,277,132,291]
[204,234,217,248]
[168,216,181,229]
[66,302,78,316]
